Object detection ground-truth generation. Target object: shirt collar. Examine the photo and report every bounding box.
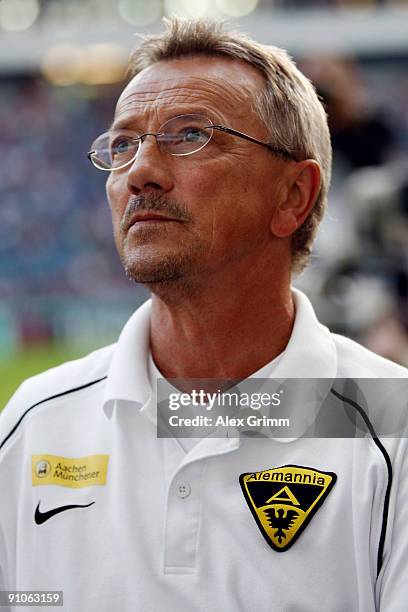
[102,288,338,423]
[102,299,152,417]
[264,288,337,442]
[273,288,337,380]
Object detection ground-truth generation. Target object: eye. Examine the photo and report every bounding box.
[157,114,212,155]
[181,126,208,144]
[111,135,135,156]
[160,125,209,146]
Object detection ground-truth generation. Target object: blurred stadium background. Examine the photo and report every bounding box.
[1,0,408,407]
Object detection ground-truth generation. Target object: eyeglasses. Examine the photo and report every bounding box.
[87,113,298,171]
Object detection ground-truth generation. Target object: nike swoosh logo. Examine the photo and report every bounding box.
[34,501,95,525]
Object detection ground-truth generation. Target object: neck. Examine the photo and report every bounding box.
[149,258,295,380]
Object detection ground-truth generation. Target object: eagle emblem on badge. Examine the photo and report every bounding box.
[239,464,337,552]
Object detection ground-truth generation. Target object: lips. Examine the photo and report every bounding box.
[127,212,179,229]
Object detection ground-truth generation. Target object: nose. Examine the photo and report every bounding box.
[126,135,174,195]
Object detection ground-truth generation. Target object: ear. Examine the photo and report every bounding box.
[270,160,321,238]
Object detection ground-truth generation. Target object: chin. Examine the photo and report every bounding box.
[125,267,184,285]
[121,251,189,285]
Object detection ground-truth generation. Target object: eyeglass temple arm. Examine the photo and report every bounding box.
[210,125,298,161]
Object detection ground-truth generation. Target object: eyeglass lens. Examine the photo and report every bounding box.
[90,114,213,170]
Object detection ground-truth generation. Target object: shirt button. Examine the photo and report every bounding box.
[176,481,191,498]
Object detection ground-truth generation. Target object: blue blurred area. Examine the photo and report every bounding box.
[0,76,148,355]
[0,77,121,298]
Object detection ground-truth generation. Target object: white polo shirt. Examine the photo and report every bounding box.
[1,290,407,612]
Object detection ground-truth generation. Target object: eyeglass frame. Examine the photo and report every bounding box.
[87,115,299,171]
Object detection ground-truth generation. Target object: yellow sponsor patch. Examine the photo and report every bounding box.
[32,454,109,488]
[240,464,336,552]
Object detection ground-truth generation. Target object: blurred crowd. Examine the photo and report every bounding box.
[1,53,408,362]
[299,55,408,364]
[0,77,127,300]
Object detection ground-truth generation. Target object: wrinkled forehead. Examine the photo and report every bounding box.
[114,57,265,124]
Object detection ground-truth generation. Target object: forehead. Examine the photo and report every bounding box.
[114,56,264,124]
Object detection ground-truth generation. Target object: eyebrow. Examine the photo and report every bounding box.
[108,118,128,131]
[109,108,218,132]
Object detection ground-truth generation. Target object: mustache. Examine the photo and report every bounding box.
[121,194,192,232]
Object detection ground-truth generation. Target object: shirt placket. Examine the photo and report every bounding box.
[162,435,239,574]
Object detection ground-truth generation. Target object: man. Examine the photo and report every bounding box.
[0,18,407,612]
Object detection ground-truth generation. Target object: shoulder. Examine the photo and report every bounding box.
[332,333,408,378]
[0,344,115,448]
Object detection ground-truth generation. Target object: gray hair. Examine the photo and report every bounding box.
[128,17,332,273]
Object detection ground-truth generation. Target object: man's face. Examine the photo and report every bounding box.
[106,56,289,288]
